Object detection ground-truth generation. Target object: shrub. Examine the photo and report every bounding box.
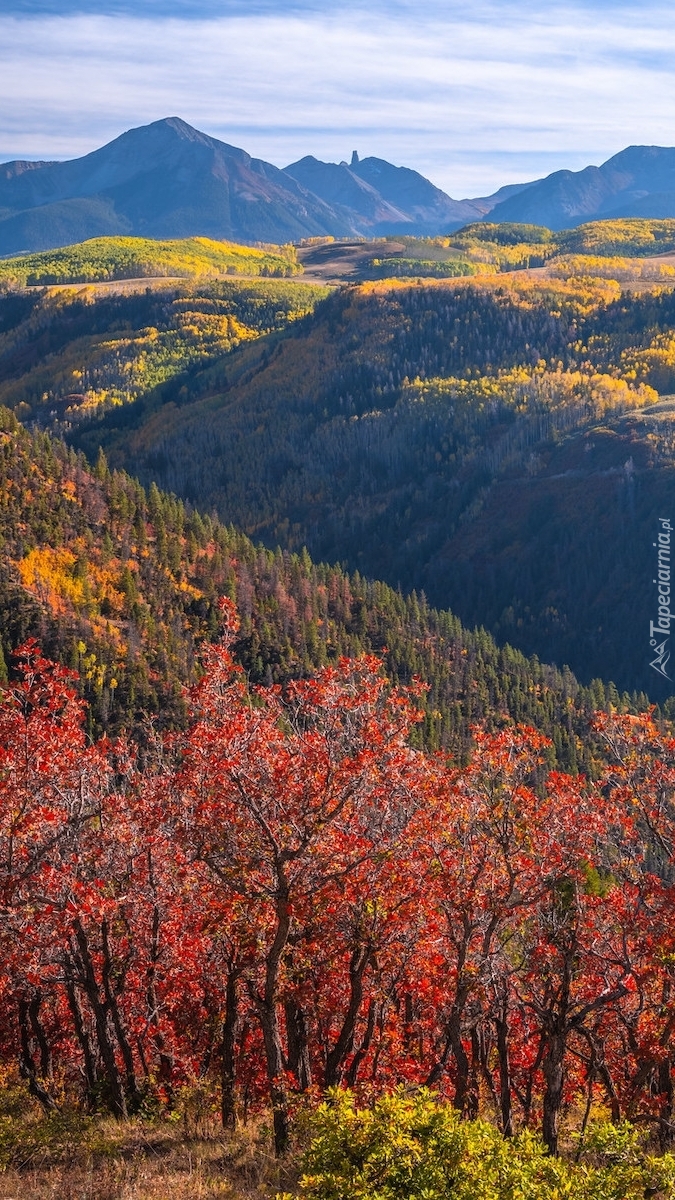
[280,1089,675,1200]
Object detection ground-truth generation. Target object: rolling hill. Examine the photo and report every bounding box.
[0,235,300,287]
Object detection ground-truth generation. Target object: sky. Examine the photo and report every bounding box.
[2,0,675,197]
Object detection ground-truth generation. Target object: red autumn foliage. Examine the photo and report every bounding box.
[2,613,675,1155]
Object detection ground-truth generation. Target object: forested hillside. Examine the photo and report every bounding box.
[306,218,675,280]
[38,265,673,694]
[0,235,300,287]
[0,277,327,424]
[3,225,675,693]
[0,407,639,769]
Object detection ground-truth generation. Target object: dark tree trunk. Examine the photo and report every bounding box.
[250,880,292,1156]
[28,991,52,1079]
[255,999,290,1156]
[542,1030,566,1155]
[65,974,99,1106]
[18,997,57,1112]
[597,1058,621,1124]
[515,1031,546,1130]
[658,1055,674,1149]
[448,1007,471,1113]
[72,922,127,1118]
[101,918,141,1112]
[346,998,376,1088]
[284,1000,312,1092]
[324,944,370,1089]
[222,968,239,1129]
[424,1025,453,1088]
[146,902,175,1098]
[403,992,415,1053]
[582,1029,620,1125]
[467,1027,481,1120]
[495,1008,513,1137]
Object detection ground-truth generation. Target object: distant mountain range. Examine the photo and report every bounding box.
[0,117,515,253]
[487,146,675,229]
[0,119,347,254]
[4,118,675,253]
[283,150,486,232]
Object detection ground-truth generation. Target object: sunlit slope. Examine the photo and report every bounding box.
[0,235,301,287]
[0,278,328,423]
[3,219,675,292]
[68,272,675,693]
[558,218,675,257]
[299,220,675,282]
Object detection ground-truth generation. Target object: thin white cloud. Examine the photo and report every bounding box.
[1,4,675,195]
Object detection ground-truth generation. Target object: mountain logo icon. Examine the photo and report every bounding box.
[649,636,671,680]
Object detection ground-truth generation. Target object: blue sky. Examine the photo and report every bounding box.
[1,0,674,196]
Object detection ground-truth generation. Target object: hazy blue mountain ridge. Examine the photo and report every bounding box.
[0,117,539,254]
[0,118,349,253]
[284,151,484,231]
[489,146,675,228]
[7,121,675,253]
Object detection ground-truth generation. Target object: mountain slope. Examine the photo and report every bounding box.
[488,146,675,229]
[284,152,480,232]
[44,271,674,696]
[13,128,675,250]
[351,152,482,225]
[0,404,632,769]
[0,118,484,253]
[0,118,349,253]
[0,276,327,426]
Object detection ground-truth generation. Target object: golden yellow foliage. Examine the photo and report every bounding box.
[621,332,675,394]
[359,272,622,315]
[405,364,656,419]
[0,235,301,288]
[560,218,675,257]
[17,544,125,618]
[550,255,675,282]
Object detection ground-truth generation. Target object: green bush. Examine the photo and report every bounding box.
[281,1089,675,1200]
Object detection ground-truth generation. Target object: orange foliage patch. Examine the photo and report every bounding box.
[17,544,125,619]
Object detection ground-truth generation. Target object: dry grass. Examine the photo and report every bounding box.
[0,1084,299,1200]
